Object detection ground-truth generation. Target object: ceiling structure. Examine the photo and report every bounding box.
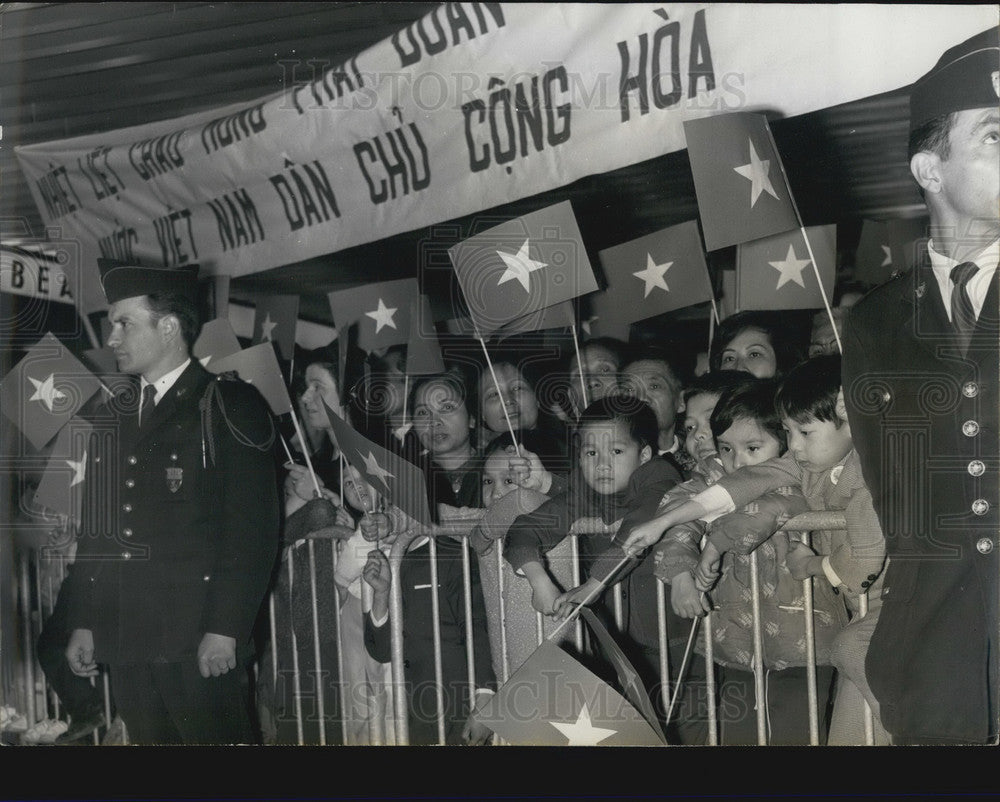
[1,2,929,327]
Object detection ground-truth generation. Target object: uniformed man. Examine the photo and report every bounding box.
[842,27,999,744]
[63,260,281,744]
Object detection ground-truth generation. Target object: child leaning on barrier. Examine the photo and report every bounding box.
[503,396,707,743]
[654,378,846,745]
[622,354,889,745]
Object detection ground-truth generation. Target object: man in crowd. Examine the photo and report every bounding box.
[63,260,281,744]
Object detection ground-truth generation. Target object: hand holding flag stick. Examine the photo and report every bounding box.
[545,552,634,644]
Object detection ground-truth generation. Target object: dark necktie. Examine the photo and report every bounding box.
[950,261,979,355]
[138,384,157,428]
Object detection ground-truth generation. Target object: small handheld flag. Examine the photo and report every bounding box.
[448,201,598,335]
[0,333,103,450]
[684,112,799,252]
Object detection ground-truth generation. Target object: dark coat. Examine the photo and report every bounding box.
[65,360,281,666]
[842,257,998,744]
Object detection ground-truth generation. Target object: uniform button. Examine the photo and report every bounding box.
[976,537,994,555]
[867,573,878,581]
[972,499,990,516]
[128,456,138,465]
[963,382,978,398]
[123,528,133,538]
[203,575,210,581]
[968,460,986,477]
[832,587,840,595]
[121,551,131,560]
[125,479,135,488]
[122,503,132,513]
[861,580,870,588]
[962,420,980,437]
[881,391,892,404]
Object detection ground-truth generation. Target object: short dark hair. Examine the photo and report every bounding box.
[775,354,842,424]
[620,345,683,396]
[145,291,200,349]
[573,395,659,454]
[709,310,803,378]
[710,378,786,451]
[907,112,956,164]
[908,113,958,199]
[681,370,753,406]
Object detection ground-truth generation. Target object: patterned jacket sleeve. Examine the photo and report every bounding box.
[707,486,810,555]
[651,477,710,583]
[714,452,804,509]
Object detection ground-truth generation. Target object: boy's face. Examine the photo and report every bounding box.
[577,419,651,496]
[481,448,520,508]
[683,390,722,466]
[619,360,682,437]
[781,415,853,473]
[717,417,783,473]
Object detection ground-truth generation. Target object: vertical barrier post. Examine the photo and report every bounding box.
[306,539,326,745]
[748,549,767,745]
[18,550,37,728]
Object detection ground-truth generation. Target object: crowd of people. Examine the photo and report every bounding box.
[20,26,999,747]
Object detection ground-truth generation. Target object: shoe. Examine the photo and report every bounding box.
[54,710,105,744]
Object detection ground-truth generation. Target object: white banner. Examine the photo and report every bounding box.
[14,3,997,312]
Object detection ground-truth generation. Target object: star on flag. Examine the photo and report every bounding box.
[683,112,799,251]
[66,452,87,487]
[733,139,780,207]
[259,312,277,342]
[364,298,398,333]
[590,220,712,338]
[448,201,598,335]
[550,704,617,746]
[768,244,811,289]
[632,254,673,298]
[496,239,548,292]
[0,333,103,451]
[735,224,836,311]
[28,374,67,412]
[360,450,394,488]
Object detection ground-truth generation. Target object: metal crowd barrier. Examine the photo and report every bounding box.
[13,509,877,746]
[262,508,878,747]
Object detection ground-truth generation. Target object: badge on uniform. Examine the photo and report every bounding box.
[166,464,183,492]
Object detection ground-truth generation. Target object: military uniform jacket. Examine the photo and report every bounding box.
[842,256,999,744]
[65,360,281,666]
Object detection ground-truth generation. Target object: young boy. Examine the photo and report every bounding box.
[503,396,693,740]
[623,355,889,744]
[657,379,846,745]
